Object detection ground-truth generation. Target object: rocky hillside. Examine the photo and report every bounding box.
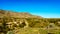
[0,10,44,34]
[0,10,60,34]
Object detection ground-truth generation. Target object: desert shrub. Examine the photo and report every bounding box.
[48,33,54,34]
[7,31,14,34]
[19,21,26,28]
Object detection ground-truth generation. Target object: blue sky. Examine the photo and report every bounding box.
[0,0,60,18]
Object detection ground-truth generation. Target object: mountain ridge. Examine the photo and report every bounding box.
[0,10,42,18]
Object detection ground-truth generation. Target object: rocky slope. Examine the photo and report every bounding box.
[0,10,44,34]
[0,10,60,34]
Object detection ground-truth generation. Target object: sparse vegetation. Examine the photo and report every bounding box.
[0,10,60,34]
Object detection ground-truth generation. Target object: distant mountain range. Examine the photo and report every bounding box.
[0,10,42,18]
